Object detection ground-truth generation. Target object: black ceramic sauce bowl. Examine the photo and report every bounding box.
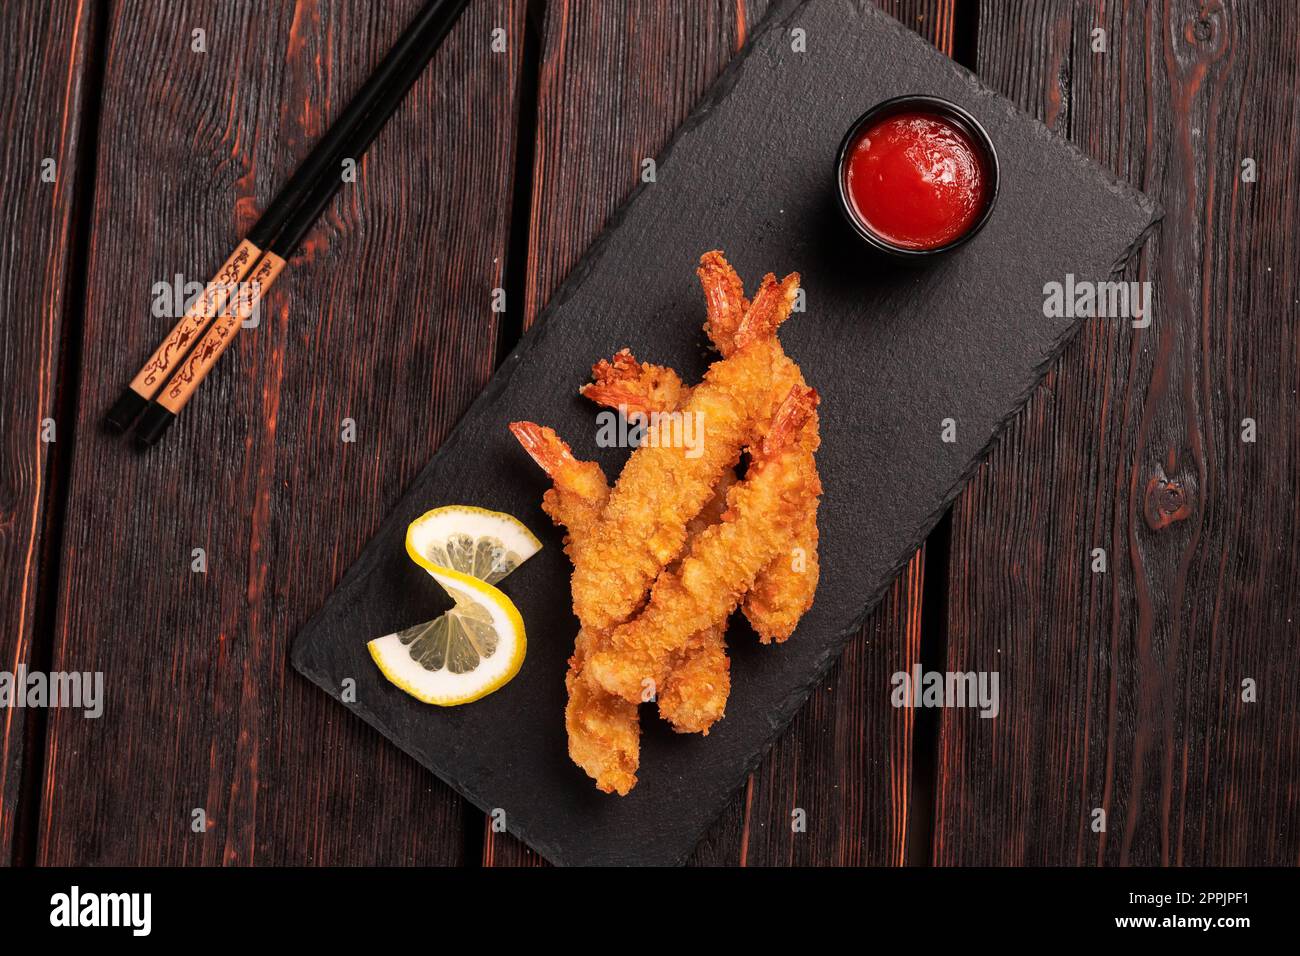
[835,94,1000,258]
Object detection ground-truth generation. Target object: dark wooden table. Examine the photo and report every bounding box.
[2,0,1296,867]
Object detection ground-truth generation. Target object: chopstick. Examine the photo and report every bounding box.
[109,0,469,442]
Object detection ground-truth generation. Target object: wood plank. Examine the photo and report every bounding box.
[521,0,793,328]
[702,0,954,868]
[38,0,524,865]
[937,0,1300,865]
[0,0,96,864]
[485,0,780,865]
[484,0,950,867]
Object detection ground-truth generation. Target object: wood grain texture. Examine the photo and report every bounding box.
[520,0,780,330]
[0,0,96,864]
[695,0,954,867]
[38,0,524,865]
[692,554,925,866]
[283,0,1158,864]
[484,0,952,867]
[487,0,782,865]
[937,0,1300,865]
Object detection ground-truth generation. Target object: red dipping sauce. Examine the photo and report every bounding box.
[843,111,990,250]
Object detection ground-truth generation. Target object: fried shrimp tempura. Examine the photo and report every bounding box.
[581,253,821,644]
[509,424,607,545]
[584,344,819,643]
[510,252,821,793]
[584,385,822,703]
[580,354,738,732]
[564,630,639,795]
[569,277,794,635]
[509,421,734,792]
[509,422,639,794]
[512,420,732,732]
[699,254,820,642]
[656,469,735,733]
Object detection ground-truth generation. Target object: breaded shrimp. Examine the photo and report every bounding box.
[656,468,736,733]
[569,276,793,634]
[583,344,818,643]
[508,422,732,789]
[509,421,607,544]
[584,255,821,645]
[655,625,729,734]
[509,422,639,794]
[509,252,822,792]
[565,629,639,795]
[543,366,738,732]
[584,385,822,703]
[699,254,819,642]
[511,421,733,731]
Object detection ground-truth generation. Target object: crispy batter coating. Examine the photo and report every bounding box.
[570,279,792,634]
[508,421,735,788]
[509,422,638,794]
[565,629,639,795]
[585,254,819,643]
[699,255,818,642]
[656,469,736,733]
[656,624,729,734]
[740,350,820,642]
[509,252,821,794]
[584,386,821,703]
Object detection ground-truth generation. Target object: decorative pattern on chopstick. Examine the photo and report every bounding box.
[155,252,287,414]
[129,238,261,394]
[117,0,471,443]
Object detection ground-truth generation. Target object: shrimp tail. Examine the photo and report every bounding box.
[734,271,800,350]
[581,349,687,416]
[761,385,819,458]
[698,250,749,356]
[509,421,575,478]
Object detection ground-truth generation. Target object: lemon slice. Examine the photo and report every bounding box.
[404,506,541,584]
[369,506,541,706]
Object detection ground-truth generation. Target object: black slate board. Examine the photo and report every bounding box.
[292,0,1159,865]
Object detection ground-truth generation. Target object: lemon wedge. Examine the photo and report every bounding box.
[369,506,541,706]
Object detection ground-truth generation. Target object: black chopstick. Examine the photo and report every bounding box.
[108,0,469,439]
